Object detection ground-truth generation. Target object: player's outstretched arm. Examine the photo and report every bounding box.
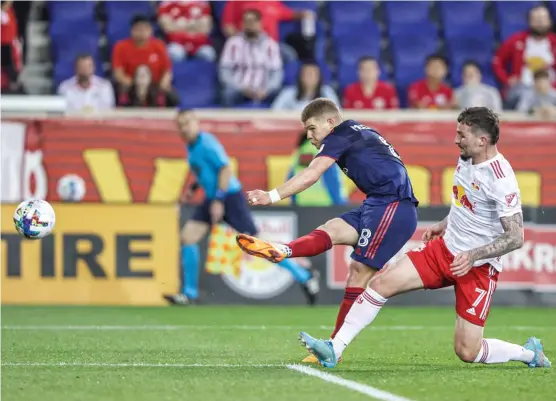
[469,212,525,261]
[247,157,335,205]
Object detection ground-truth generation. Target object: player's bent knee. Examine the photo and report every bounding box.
[346,261,376,288]
[454,341,481,363]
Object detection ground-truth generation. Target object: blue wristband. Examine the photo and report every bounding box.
[215,190,227,201]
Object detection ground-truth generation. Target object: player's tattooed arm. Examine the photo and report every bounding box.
[469,212,525,261]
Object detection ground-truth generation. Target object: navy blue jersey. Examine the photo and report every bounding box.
[315,120,418,206]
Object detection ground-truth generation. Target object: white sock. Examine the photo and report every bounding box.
[331,288,387,358]
[473,339,534,364]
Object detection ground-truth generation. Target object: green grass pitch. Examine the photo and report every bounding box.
[2,306,554,401]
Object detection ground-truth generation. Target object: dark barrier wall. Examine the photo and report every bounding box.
[182,205,556,307]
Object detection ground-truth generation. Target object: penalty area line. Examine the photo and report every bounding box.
[287,364,415,401]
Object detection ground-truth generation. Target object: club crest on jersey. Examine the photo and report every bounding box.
[452,185,475,213]
[471,182,480,191]
[505,192,518,207]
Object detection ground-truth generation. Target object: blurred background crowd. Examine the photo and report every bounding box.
[1,0,556,118]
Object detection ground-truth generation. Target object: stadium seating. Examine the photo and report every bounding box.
[498,19,528,41]
[327,1,374,25]
[333,22,381,64]
[383,1,430,25]
[173,61,217,108]
[439,2,486,26]
[495,1,541,24]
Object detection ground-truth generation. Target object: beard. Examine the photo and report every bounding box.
[530,27,551,37]
[459,154,471,161]
[244,30,258,39]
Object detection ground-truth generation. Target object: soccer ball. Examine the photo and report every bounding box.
[13,200,56,239]
[57,174,86,202]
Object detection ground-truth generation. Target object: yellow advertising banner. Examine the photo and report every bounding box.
[1,204,179,305]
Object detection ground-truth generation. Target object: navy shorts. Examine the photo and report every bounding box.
[340,199,417,269]
[191,191,257,235]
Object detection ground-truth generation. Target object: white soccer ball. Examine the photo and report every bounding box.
[57,174,86,202]
[13,199,56,239]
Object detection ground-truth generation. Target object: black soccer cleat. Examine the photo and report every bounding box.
[301,269,320,306]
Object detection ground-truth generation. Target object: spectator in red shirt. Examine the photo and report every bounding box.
[342,57,399,110]
[158,1,216,62]
[408,54,454,109]
[492,5,556,107]
[221,1,315,62]
[112,15,173,99]
[1,0,22,93]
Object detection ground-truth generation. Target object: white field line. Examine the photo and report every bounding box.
[2,362,281,368]
[287,364,415,401]
[1,324,553,331]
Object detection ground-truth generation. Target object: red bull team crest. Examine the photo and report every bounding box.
[452,184,475,213]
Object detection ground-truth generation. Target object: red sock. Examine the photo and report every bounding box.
[330,287,365,339]
[286,229,332,257]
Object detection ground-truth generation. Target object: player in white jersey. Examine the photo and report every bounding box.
[299,107,551,369]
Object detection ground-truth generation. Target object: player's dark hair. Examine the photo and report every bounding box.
[131,14,151,27]
[462,60,482,74]
[533,69,550,80]
[243,8,262,20]
[426,53,448,67]
[296,62,323,101]
[457,107,500,145]
[358,56,378,66]
[301,98,341,123]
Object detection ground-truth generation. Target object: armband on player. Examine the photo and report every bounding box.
[215,189,227,201]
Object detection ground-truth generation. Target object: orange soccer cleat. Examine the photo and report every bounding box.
[235,233,288,263]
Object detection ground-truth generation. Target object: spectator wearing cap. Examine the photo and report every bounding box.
[219,9,283,106]
[342,57,399,110]
[272,62,339,110]
[516,69,556,119]
[493,5,556,106]
[158,0,216,62]
[408,54,454,109]
[112,15,173,102]
[455,61,502,111]
[58,54,115,112]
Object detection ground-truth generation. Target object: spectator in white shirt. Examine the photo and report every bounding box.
[58,54,115,112]
[272,62,339,110]
[455,61,503,111]
[219,9,283,106]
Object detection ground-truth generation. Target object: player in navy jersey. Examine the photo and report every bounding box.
[236,98,419,363]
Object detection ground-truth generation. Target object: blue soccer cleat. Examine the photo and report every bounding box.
[523,337,551,368]
[299,332,338,368]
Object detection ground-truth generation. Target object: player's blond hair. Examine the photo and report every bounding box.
[301,98,341,123]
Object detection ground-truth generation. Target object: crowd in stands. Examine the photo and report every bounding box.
[2,1,556,119]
